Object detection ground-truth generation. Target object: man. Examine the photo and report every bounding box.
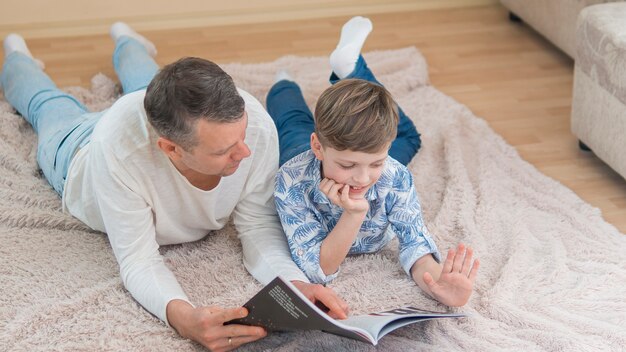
[0,22,348,351]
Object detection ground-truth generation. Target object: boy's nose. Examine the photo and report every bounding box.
[353,169,369,184]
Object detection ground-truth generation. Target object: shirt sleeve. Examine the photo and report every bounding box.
[386,168,441,276]
[232,97,309,285]
[274,168,339,285]
[89,140,190,326]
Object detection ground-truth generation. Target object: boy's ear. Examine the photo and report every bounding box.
[157,137,184,160]
[310,133,324,161]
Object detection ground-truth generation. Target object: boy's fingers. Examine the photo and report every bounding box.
[317,288,349,320]
[461,247,474,275]
[340,184,350,203]
[423,272,435,288]
[442,249,455,273]
[452,243,465,272]
[319,179,334,194]
[291,281,349,320]
[468,259,480,282]
[329,183,343,200]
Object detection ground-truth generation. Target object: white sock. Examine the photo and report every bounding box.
[274,69,293,83]
[329,16,373,79]
[3,33,45,69]
[110,21,157,57]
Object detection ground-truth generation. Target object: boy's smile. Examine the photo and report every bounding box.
[312,133,389,200]
[339,183,369,198]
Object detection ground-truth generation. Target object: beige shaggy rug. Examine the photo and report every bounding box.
[1,47,625,351]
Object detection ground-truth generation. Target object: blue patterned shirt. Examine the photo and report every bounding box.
[275,150,441,284]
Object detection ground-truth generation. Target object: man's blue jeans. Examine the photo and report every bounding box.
[0,36,158,195]
[266,55,421,167]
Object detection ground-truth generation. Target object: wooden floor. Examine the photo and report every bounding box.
[3,4,626,233]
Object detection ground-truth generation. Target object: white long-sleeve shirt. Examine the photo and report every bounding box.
[62,89,308,325]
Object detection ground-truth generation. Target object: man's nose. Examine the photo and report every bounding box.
[232,141,251,161]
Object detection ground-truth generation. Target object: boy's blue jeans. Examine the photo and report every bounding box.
[0,36,158,195]
[266,55,421,167]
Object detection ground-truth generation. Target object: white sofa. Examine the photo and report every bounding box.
[499,0,618,59]
[500,0,626,180]
[571,4,626,179]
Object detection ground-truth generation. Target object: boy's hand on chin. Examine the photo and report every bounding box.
[320,178,369,215]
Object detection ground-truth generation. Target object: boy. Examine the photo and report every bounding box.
[268,17,479,307]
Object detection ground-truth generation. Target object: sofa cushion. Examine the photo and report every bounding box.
[576,3,626,105]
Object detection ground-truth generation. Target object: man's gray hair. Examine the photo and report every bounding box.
[144,57,245,150]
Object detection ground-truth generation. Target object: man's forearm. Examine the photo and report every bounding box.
[166,299,195,337]
[239,225,309,284]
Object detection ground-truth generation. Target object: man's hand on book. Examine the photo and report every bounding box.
[291,280,350,319]
[166,299,266,351]
[422,243,480,307]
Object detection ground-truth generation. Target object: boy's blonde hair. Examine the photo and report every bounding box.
[314,79,398,153]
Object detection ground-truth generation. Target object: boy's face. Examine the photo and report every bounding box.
[311,133,388,199]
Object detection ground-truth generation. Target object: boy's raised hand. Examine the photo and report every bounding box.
[319,178,369,215]
[423,244,479,307]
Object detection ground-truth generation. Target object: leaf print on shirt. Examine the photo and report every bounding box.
[292,221,321,242]
[357,231,390,252]
[393,170,412,190]
[278,211,303,227]
[282,163,305,181]
[391,210,420,226]
[360,219,381,231]
[385,192,400,212]
[286,180,315,204]
[304,157,319,178]
[275,172,288,194]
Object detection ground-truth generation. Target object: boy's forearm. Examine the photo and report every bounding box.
[410,254,442,298]
[319,211,366,275]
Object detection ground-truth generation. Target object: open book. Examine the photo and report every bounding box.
[229,276,465,345]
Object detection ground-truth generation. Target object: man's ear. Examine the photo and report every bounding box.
[157,137,183,160]
[310,133,324,161]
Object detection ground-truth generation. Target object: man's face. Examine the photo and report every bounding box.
[179,112,251,177]
[311,134,388,200]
